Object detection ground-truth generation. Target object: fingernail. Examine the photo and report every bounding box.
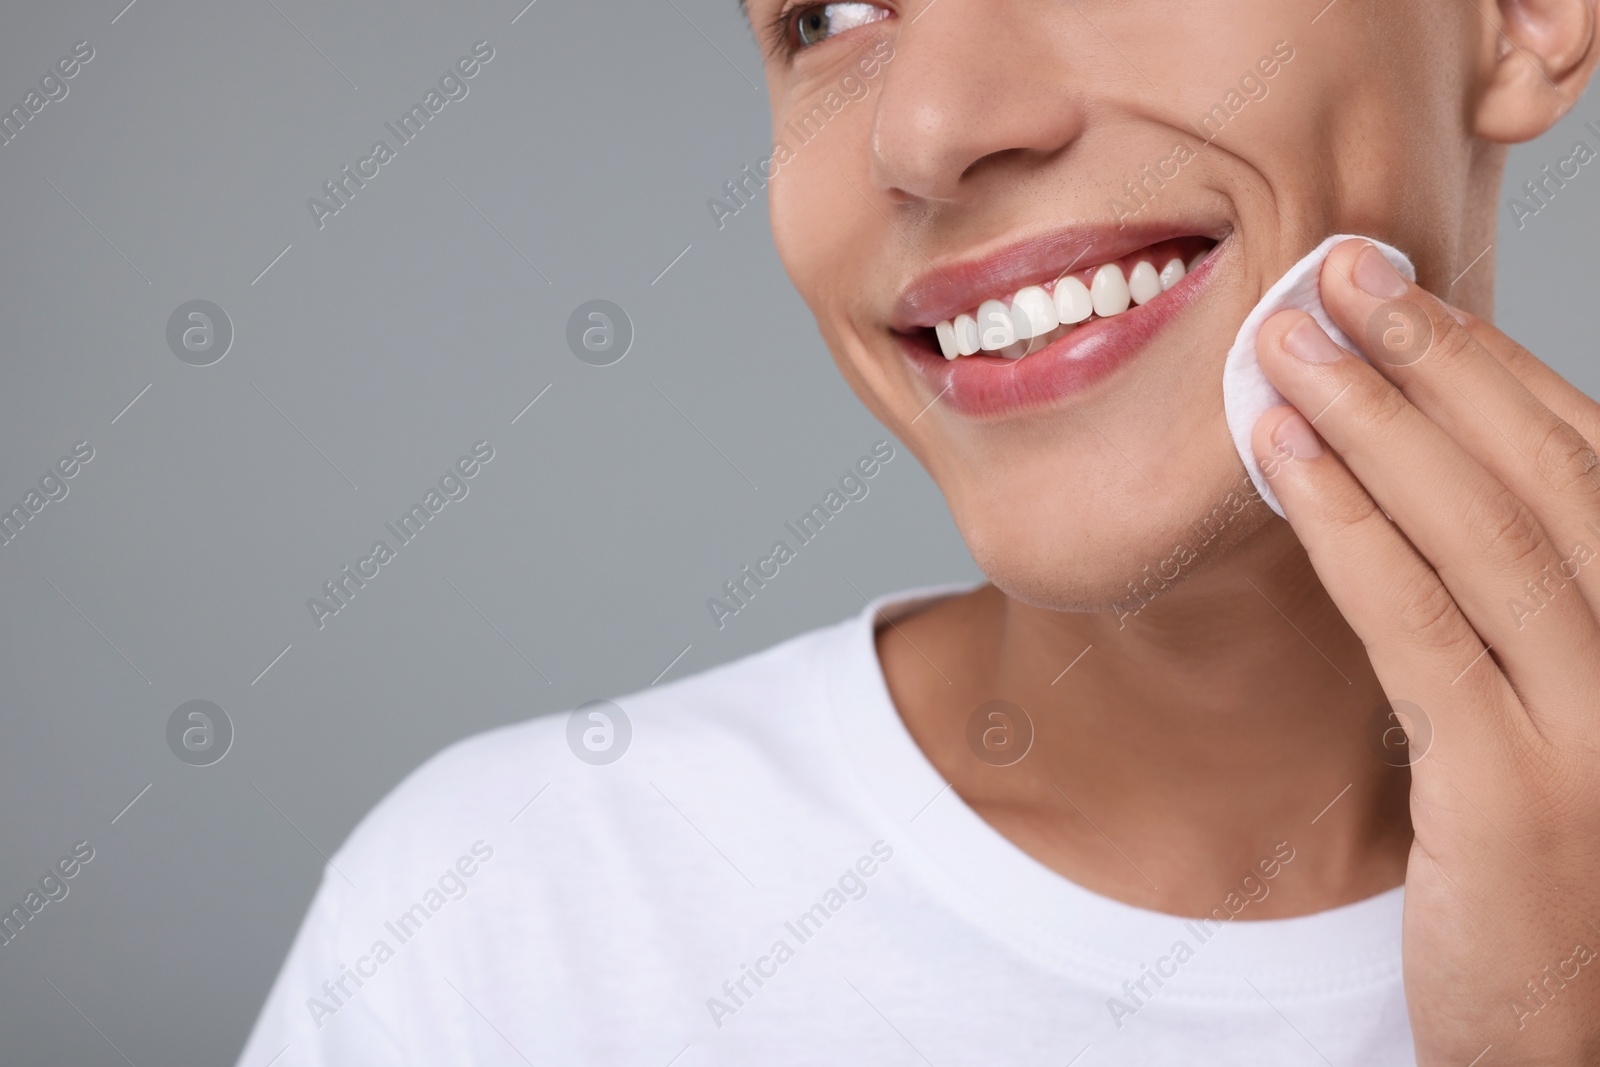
[1282,318,1345,363]
[1353,244,1409,299]
[1271,411,1323,462]
[1441,300,1469,325]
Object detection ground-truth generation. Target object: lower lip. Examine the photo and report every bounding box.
[896,250,1220,418]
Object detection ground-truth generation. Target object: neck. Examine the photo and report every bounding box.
[877,523,1413,918]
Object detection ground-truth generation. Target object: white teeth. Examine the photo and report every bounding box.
[1009,286,1058,340]
[1127,261,1162,306]
[1053,276,1093,325]
[1159,257,1186,291]
[1090,263,1131,317]
[953,313,980,356]
[977,299,1016,351]
[929,244,1211,359]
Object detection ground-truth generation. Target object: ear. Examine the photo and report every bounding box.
[1474,0,1599,142]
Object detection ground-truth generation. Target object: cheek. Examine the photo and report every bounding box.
[768,172,842,312]
[766,125,910,432]
[766,166,811,285]
[767,105,877,309]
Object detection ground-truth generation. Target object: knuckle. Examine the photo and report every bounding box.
[1391,569,1470,654]
[1322,475,1388,531]
[1360,378,1413,436]
[1531,417,1600,498]
[1423,316,1476,369]
[1462,482,1547,570]
[1566,400,1600,455]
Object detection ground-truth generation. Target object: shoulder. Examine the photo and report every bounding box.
[330,611,861,876]
[235,606,899,1066]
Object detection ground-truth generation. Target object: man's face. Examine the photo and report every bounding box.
[748,0,1486,611]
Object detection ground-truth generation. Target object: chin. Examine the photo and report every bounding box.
[948,442,1277,617]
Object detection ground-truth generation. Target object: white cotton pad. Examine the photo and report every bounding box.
[1223,234,1415,517]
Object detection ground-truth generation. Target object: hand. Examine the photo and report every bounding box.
[1252,239,1600,1065]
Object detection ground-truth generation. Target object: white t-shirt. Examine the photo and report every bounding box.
[237,587,1413,1066]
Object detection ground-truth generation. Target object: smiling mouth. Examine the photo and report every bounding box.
[891,229,1227,417]
[904,235,1220,361]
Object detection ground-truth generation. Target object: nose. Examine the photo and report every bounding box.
[870,1,1090,203]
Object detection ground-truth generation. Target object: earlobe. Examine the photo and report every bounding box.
[1473,0,1598,143]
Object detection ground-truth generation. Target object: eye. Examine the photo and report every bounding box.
[783,2,890,52]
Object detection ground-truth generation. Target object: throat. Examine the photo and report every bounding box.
[874,582,1412,919]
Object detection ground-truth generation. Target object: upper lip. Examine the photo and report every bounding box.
[890,220,1229,330]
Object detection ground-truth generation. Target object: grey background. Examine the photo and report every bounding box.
[0,1,1594,1064]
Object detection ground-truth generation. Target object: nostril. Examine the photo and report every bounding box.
[868,50,1090,205]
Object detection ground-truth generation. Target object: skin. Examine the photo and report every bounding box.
[746,0,1600,1061]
